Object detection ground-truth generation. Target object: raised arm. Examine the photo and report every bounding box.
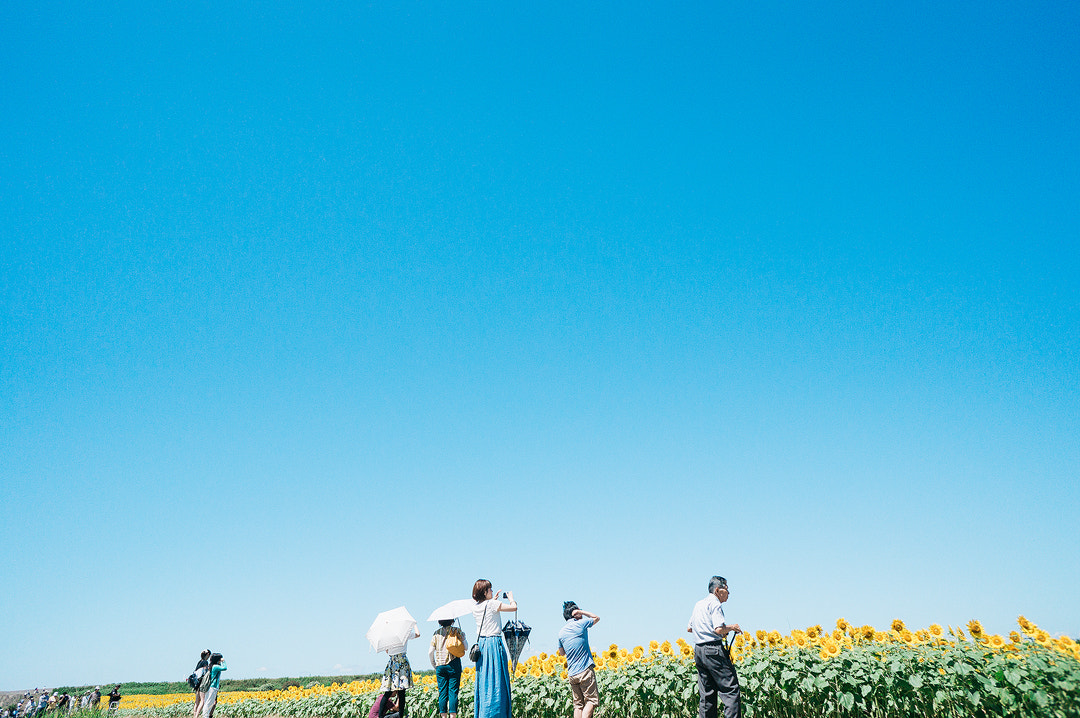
[496,589,517,612]
[572,609,599,625]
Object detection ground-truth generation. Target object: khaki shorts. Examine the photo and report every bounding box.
[568,666,599,709]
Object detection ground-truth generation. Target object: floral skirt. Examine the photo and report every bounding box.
[381,653,414,691]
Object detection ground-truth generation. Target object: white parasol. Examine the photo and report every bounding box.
[366,606,418,654]
[427,599,477,622]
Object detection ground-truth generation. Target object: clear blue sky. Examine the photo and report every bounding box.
[2,0,1078,691]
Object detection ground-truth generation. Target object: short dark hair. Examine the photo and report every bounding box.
[708,576,728,593]
[562,601,579,621]
[438,619,454,627]
[201,650,210,659]
[209,653,223,666]
[472,579,492,603]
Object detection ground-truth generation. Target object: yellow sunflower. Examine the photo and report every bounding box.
[891,619,906,632]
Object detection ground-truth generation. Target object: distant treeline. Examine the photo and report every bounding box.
[48,675,387,697]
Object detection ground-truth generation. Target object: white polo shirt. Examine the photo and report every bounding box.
[688,593,728,645]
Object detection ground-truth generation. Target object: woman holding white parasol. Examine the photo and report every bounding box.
[366,606,421,718]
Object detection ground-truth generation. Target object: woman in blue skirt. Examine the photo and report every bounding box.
[471,579,516,718]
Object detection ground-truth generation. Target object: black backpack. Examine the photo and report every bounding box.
[187,667,205,691]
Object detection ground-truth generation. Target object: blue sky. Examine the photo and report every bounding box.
[2,0,1078,691]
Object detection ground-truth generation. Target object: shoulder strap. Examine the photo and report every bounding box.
[479,601,490,637]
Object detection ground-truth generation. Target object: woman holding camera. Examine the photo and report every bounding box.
[471,579,516,718]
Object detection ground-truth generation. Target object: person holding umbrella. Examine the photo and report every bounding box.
[429,618,466,718]
[471,579,516,718]
[367,606,421,718]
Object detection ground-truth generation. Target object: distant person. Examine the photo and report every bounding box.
[471,579,516,718]
[192,649,211,718]
[429,618,466,718]
[687,575,742,718]
[380,618,420,718]
[201,653,227,718]
[107,686,121,712]
[89,689,102,711]
[557,601,600,718]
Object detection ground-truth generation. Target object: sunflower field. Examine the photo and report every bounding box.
[103,616,1078,718]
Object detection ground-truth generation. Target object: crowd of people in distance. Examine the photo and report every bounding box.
[3,686,122,718]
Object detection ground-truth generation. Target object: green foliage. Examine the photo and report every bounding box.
[736,640,1080,718]
[97,643,1080,718]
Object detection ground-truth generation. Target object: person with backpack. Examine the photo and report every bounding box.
[190,650,211,718]
[200,653,227,718]
[429,619,467,718]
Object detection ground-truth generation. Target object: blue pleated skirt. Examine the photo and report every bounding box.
[474,635,511,718]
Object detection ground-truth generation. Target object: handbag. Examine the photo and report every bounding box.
[469,603,488,662]
[445,624,466,659]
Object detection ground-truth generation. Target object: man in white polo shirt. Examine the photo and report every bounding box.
[687,576,742,718]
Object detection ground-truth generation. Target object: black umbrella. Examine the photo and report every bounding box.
[502,614,532,674]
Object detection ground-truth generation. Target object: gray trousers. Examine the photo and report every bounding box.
[694,642,741,718]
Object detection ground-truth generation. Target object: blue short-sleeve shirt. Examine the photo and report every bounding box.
[558,617,596,677]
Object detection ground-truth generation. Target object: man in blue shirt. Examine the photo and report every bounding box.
[557,601,601,718]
